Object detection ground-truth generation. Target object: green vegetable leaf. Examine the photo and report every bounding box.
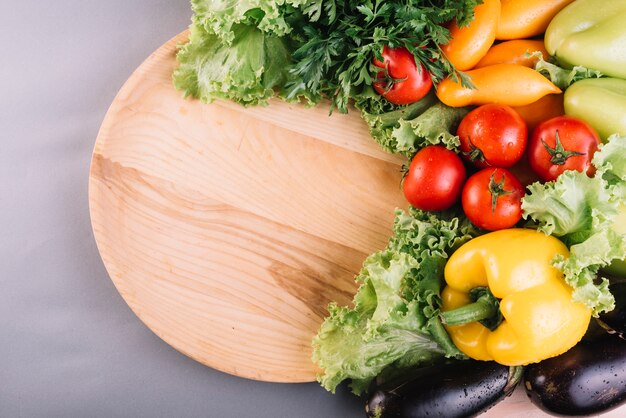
[522,135,626,315]
[532,52,603,90]
[594,134,626,200]
[391,103,469,157]
[312,208,478,394]
[356,92,469,157]
[522,171,617,245]
[190,0,320,44]
[553,227,624,315]
[173,23,293,106]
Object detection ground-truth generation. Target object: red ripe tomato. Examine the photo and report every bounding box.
[457,104,528,168]
[373,46,433,105]
[403,145,467,211]
[462,168,524,231]
[527,116,601,182]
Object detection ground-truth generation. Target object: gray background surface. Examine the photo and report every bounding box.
[0,1,361,416]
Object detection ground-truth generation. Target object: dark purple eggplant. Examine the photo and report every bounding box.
[365,361,522,418]
[597,282,626,339]
[524,334,626,416]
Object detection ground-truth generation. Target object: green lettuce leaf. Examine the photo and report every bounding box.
[553,228,624,314]
[312,208,478,394]
[190,0,320,44]
[522,135,626,315]
[313,252,442,395]
[173,23,292,106]
[532,52,603,90]
[521,171,617,245]
[356,92,469,157]
[594,134,626,200]
[391,103,468,157]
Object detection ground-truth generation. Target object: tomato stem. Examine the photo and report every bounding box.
[488,171,512,213]
[372,61,408,93]
[463,136,488,165]
[541,130,585,165]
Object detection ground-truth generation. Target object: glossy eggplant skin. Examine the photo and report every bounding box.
[366,360,518,418]
[524,334,626,416]
[597,282,626,339]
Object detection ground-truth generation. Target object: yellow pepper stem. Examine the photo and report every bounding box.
[440,287,501,329]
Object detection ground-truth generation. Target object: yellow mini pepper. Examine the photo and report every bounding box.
[441,229,591,366]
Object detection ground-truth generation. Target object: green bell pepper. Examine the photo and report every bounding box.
[545,0,626,79]
[564,78,626,140]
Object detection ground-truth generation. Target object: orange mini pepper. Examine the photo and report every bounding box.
[496,0,575,40]
[474,40,549,69]
[436,64,561,108]
[441,0,500,71]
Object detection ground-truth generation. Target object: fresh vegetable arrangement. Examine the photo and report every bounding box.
[174,0,626,416]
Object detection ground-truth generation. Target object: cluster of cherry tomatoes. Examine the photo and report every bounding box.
[402,104,602,231]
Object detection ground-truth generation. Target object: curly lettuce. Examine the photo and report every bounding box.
[173,23,293,106]
[312,208,478,394]
[189,0,322,44]
[174,0,327,106]
[532,52,603,90]
[522,135,626,315]
[356,91,470,158]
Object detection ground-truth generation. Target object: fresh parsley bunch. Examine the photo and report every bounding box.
[174,0,481,111]
[287,0,481,112]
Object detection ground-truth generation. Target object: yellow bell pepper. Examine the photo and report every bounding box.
[440,229,591,366]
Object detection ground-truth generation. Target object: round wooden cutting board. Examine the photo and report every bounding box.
[89,32,625,418]
[89,32,408,383]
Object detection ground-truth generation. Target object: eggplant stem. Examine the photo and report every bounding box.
[504,366,524,395]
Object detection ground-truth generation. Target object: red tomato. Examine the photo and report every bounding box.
[527,116,601,182]
[373,46,433,105]
[457,104,528,168]
[403,145,467,211]
[462,168,524,231]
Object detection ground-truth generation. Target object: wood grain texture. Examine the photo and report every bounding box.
[89,32,625,417]
[89,32,407,383]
